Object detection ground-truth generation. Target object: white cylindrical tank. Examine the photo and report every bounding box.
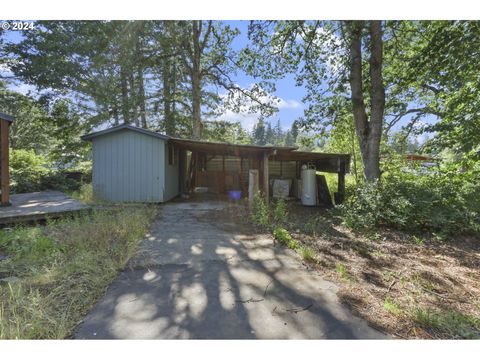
[301,168,317,206]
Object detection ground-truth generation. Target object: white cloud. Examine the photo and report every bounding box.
[278,98,302,109]
[220,110,260,131]
[209,85,303,130]
[8,82,37,95]
[207,84,303,130]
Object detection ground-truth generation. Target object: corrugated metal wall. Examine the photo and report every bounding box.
[92,130,167,202]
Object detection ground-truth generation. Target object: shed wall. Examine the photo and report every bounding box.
[92,130,165,202]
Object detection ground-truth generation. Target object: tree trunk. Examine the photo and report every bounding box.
[191,20,202,140]
[120,64,130,124]
[367,20,385,179]
[129,70,138,126]
[347,20,385,181]
[137,65,147,128]
[163,57,175,135]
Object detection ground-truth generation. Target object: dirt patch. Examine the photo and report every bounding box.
[203,200,480,339]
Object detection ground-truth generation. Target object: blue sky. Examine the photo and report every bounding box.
[2,20,306,132]
[222,21,306,131]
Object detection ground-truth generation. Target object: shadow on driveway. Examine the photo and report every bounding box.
[75,200,389,339]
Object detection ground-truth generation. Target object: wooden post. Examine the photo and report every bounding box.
[178,148,186,193]
[0,119,10,206]
[263,152,270,202]
[248,169,259,205]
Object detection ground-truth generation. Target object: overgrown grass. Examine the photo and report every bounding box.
[412,308,480,339]
[69,183,97,205]
[0,206,157,339]
[299,245,317,263]
[383,297,402,316]
[335,262,351,281]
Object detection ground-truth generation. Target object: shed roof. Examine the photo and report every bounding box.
[404,154,440,162]
[0,112,15,122]
[170,137,297,157]
[81,123,170,141]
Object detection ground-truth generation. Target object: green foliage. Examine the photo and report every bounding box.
[0,206,157,339]
[202,120,252,144]
[339,169,480,236]
[250,192,270,228]
[272,227,291,244]
[273,198,288,225]
[272,227,300,250]
[9,149,49,193]
[0,84,52,152]
[9,149,82,194]
[335,262,351,281]
[299,246,317,263]
[70,183,96,205]
[412,308,480,339]
[383,297,402,316]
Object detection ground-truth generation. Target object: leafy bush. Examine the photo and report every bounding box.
[273,227,292,245]
[273,198,288,224]
[10,149,49,193]
[339,170,480,236]
[9,149,82,193]
[39,172,82,192]
[272,227,300,250]
[250,192,270,228]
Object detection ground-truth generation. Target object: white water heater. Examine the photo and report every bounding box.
[301,167,317,206]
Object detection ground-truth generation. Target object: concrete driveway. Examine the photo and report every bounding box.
[75,200,389,339]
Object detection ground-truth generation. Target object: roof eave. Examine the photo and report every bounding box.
[81,124,170,141]
[0,112,15,123]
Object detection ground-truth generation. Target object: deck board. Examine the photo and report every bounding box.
[0,191,90,225]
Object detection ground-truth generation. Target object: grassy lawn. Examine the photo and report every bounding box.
[0,205,157,339]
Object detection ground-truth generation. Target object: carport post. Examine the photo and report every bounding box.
[263,151,270,202]
[0,116,12,207]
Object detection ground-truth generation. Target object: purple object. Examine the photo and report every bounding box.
[228,190,242,201]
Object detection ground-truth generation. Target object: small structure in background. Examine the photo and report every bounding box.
[82,124,351,206]
[403,153,440,175]
[0,112,14,207]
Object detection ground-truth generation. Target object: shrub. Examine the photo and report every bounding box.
[9,149,82,193]
[39,172,81,192]
[273,227,291,245]
[250,192,270,228]
[10,149,49,193]
[338,170,480,236]
[272,227,300,250]
[273,198,288,225]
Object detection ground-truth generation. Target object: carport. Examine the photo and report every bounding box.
[170,138,350,203]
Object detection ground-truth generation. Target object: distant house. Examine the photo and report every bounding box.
[82,124,351,203]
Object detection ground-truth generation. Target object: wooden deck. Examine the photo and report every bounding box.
[0,191,90,225]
